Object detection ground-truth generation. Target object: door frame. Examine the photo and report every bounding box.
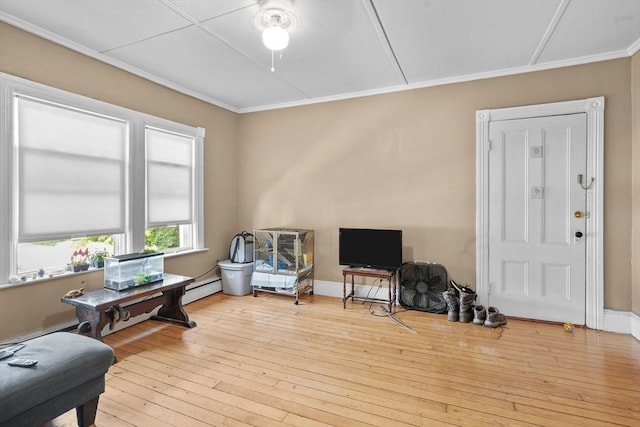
[476,97,604,329]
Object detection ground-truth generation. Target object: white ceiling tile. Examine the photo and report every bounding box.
[200,0,405,99]
[538,0,640,63]
[0,0,191,52]
[167,0,257,22]
[374,0,562,82]
[105,25,306,109]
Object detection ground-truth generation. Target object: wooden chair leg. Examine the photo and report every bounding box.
[76,396,99,427]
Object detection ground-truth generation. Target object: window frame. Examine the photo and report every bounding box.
[137,115,204,254]
[0,73,205,283]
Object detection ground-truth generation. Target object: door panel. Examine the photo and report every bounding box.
[488,114,586,324]
[502,130,528,243]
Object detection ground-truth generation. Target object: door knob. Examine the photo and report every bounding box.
[575,231,583,238]
[574,211,583,218]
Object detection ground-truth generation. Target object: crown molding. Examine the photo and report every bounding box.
[239,49,632,113]
[0,11,240,113]
[628,36,640,56]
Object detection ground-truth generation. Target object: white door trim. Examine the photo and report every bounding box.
[476,97,604,329]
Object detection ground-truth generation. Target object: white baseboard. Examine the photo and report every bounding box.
[9,320,79,343]
[13,278,639,343]
[315,280,640,341]
[602,309,640,339]
[313,279,395,302]
[184,276,222,304]
[630,312,640,341]
[93,279,640,343]
[312,280,343,298]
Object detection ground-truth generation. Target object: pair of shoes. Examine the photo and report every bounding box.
[443,281,478,323]
[442,288,459,322]
[472,305,508,327]
[483,306,507,328]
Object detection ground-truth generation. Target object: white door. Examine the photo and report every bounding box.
[488,114,587,324]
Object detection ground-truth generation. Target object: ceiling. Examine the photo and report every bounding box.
[0,0,639,113]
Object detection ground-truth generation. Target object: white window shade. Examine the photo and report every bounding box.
[16,96,127,242]
[146,127,194,227]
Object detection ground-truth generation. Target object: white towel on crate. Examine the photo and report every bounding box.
[250,272,297,290]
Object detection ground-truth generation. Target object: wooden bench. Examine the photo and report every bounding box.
[61,273,196,342]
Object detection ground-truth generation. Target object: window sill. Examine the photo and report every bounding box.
[0,248,209,290]
[0,267,98,290]
[163,247,209,259]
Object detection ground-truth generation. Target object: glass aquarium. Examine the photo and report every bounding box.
[104,252,164,291]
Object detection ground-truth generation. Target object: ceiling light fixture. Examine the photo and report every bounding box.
[255,0,297,72]
[262,18,290,51]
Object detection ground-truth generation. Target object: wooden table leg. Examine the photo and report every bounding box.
[388,276,392,313]
[342,272,347,309]
[75,307,110,342]
[393,272,397,309]
[351,275,355,303]
[152,287,197,328]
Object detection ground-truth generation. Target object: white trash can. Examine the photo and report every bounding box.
[218,260,254,296]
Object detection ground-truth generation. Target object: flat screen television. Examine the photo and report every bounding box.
[339,228,402,270]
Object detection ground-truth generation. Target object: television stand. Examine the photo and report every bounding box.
[342,267,397,312]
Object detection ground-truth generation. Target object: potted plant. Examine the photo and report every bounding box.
[90,249,109,269]
[69,248,90,272]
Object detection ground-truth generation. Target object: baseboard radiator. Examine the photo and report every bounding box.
[102,276,222,336]
[12,276,222,342]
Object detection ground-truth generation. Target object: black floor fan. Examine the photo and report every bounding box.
[399,262,448,313]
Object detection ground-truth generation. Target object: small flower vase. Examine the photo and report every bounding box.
[91,261,104,269]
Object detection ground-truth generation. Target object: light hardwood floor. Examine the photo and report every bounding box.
[53,292,640,426]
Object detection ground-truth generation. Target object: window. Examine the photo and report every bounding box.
[145,226,180,253]
[16,95,127,241]
[144,126,199,254]
[17,236,116,276]
[0,73,204,283]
